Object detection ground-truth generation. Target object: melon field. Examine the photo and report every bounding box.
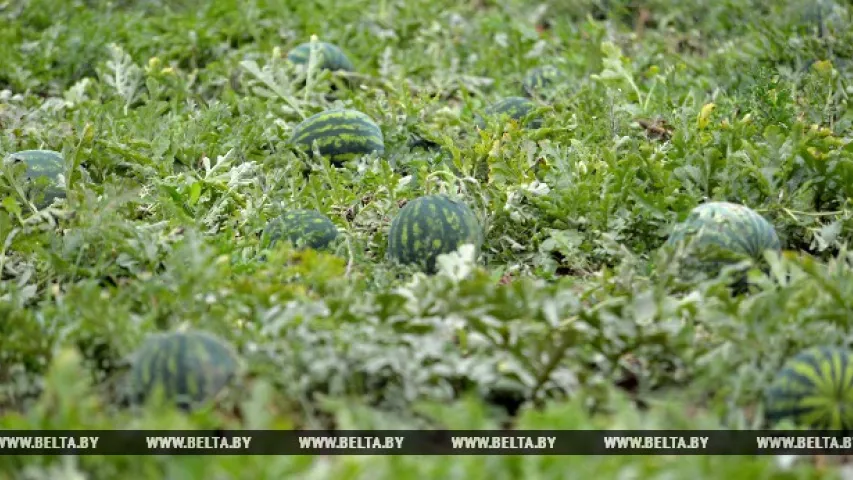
[3,0,853,477]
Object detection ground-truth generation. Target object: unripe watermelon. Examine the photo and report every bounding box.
[127,330,239,410]
[262,209,339,251]
[476,97,543,129]
[764,346,853,430]
[665,201,780,277]
[289,109,384,167]
[7,149,65,208]
[387,194,483,274]
[522,65,565,98]
[287,41,354,72]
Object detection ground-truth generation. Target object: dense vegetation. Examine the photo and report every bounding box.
[2,0,853,477]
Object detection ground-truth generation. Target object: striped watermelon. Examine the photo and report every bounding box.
[7,149,65,208]
[522,65,565,98]
[262,209,339,251]
[476,97,543,129]
[764,346,853,430]
[289,109,384,167]
[287,41,354,72]
[407,132,443,151]
[665,201,781,277]
[387,194,483,274]
[127,330,240,410]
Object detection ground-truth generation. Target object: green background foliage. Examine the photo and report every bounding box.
[2,0,853,477]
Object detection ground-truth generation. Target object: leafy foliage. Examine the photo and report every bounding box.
[2,0,853,477]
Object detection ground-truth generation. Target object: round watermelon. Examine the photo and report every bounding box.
[407,129,443,152]
[476,97,543,129]
[522,65,565,98]
[127,330,240,410]
[7,149,65,208]
[387,194,483,274]
[262,209,339,251]
[764,346,853,430]
[665,201,781,276]
[287,41,354,72]
[289,109,385,167]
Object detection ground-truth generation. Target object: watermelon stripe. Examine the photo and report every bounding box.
[263,210,338,251]
[129,331,239,411]
[291,119,374,136]
[174,335,187,402]
[840,352,853,398]
[778,367,819,392]
[288,42,354,71]
[797,352,825,384]
[825,349,840,396]
[440,205,464,250]
[412,205,427,255]
[294,130,384,147]
[297,141,384,160]
[765,346,853,430]
[294,130,384,150]
[292,116,382,139]
[666,201,780,282]
[291,111,379,133]
[293,124,381,140]
[387,195,483,274]
[289,109,384,166]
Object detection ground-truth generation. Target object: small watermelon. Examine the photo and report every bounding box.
[387,194,483,274]
[262,209,339,251]
[7,149,65,208]
[287,41,354,72]
[289,109,384,166]
[764,346,853,430]
[665,201,781,277]
[407,133,443,152]
[406,125,445,152]
[476,97,543,129]
[127,330,240,410]
[522,65,565,98]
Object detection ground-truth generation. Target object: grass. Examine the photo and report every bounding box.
[2,0,853,477]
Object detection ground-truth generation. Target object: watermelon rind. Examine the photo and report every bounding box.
[289,109,385,166]
[262,209,339,251]
[287,41,354,72]
[127,330,240,410]
[476,96,543,129]
[665,201,781,278]
[764,346,853,431]
[387,194,483,274]
[7,149,66,208]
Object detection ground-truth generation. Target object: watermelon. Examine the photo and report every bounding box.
[476,97,543,129]
[262,209,339,251]
[764,346,853,430]
[407,133,443,151]
[7,149,65,208]
[289,109,384,167]
[665,201,781,277]
[522,65,565,98]
[287,41,354,72]
[387,194,483,274]
[127,330,240,410]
